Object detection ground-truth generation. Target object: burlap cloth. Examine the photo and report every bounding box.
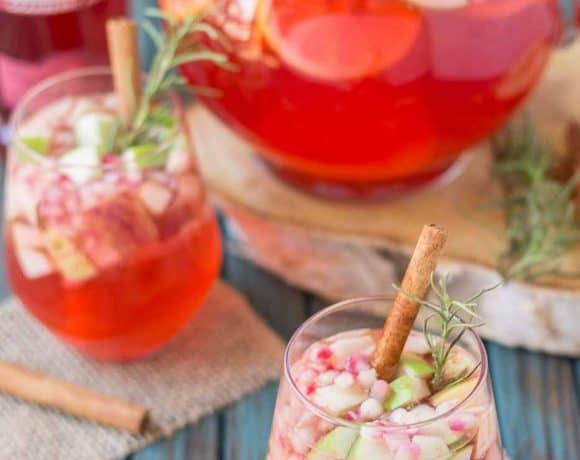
[0,281,284,460]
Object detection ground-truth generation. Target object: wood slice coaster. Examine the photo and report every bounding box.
[189,41,580,356]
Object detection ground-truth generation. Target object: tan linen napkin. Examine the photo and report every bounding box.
[0,281,284,460]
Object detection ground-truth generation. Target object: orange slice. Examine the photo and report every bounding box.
[256,0,423,82]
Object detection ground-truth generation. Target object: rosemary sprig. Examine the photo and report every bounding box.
[395,273,498,392]
[122,8,232,148]
[491,118,580,281]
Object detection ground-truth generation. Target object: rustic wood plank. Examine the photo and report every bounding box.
[487,343,580,460]
[222,383,279,460]
[222,251,308,340]
[130,415,219,460]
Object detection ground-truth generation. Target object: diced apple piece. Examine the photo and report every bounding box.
[428,379,478,407]
[450,444,473,460]
[43,229,96,283]
[138,181,173,215]
[398,354,434,379]
[347,436,394,460]
[20,136,48,155]
[330,335,375,367]
[59,146,102,185]
[307,427,359,460]
[122,144,166,171]
[15,248,54,279]
[441,350,477,384]
[412,435,451,460]
[166,148,191,174]
[313,384,368,416]
[403,334,430,355]
[385,376,430,411]
[12,222,43,248]
[74,112,119,153]
[406,0,467,9]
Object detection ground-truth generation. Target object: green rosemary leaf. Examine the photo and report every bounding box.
[395,274,498,391]
[490,117,580,281]
[142,19,164,50]
[122,8,232,150]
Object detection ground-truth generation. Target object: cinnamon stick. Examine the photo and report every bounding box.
[0,360,148,434]
[106,18,141,125]
[565,121,580,218]
[372,224,448,381]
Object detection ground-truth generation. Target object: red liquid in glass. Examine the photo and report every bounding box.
[6,207,221,360]
[172,0,560,197]
[0,0,126,110]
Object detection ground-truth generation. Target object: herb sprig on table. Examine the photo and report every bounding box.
[490,118,580,281]
[121,8,232,150]
[395,274,498,392]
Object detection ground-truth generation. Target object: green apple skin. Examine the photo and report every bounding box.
[428,379,477,406]
[384,375,430,411]
[399,353,435,379]
[307,427,359,460]
[449,444,473,460]
[346,436,394,460]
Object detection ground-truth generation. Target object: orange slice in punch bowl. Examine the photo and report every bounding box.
[257,0,423,83]
[159,0,214,20]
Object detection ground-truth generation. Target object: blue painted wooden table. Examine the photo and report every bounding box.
[123,241,579,460]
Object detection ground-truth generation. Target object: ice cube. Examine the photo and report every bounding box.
[138,181,174,215]
[15,248,54,279]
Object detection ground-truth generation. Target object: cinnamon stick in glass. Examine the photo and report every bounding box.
[372,224,448,381]
[106,18,141,125]
[0,360,148,434]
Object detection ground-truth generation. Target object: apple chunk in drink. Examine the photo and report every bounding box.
[5,68,222,360]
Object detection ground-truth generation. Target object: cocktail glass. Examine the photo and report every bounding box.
[267,296,503,459]
[5,67,222,360]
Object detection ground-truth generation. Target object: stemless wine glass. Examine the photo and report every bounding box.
[162,0,579,199]
[267,297,503,459]
[5,67,222,360]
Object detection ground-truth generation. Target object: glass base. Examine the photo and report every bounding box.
[261,155,470,201]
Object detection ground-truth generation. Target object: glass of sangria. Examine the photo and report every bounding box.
[5,67,222,360]
[267,296,503,459]
[162,0,578,199]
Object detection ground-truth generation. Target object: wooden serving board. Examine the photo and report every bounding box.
[189,41,580,356]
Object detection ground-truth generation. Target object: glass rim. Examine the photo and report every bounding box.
[283,295,489,431]
[9,66,182,170]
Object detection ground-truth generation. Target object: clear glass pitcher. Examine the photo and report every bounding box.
[162,0,579,199]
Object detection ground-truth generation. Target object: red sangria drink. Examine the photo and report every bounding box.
[162,0,569,198]
[5,68,222,360]
[267,298,503,459]
[0,0,126,111]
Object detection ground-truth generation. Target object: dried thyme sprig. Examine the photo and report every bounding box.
[395,274,498,391]
[490,118,580,280]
